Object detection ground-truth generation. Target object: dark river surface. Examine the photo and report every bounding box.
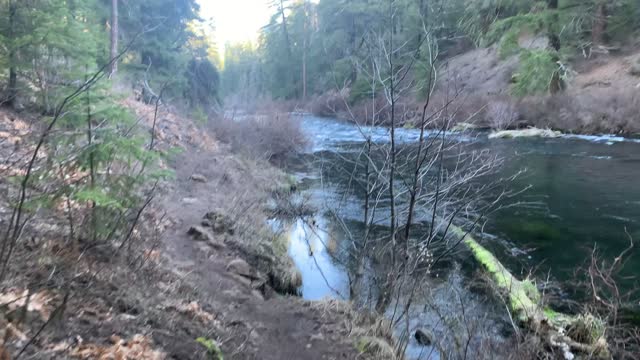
[285,115,640,358]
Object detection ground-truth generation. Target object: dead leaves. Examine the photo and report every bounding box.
[0,288,57,321]
[68,334,166,360]
[162,300,218,325]
[121,98,217,151]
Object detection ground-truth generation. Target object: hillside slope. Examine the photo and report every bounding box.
[437,46,640,135]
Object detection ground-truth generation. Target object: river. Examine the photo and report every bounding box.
[285,115,640,359]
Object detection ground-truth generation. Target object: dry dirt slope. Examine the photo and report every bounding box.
[155,132,365,360]
[436,46,640,134]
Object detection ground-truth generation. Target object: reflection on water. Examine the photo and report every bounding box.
[288,217,350,300]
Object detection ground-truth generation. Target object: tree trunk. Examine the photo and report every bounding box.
[279,0,292,57]
[545,0,562,93]
[376,0,397,315]
[109,0,119,77]
[592,1,607,47]
[302,1,308,100]
[7,0,17,108]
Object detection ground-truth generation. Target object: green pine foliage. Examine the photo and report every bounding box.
[512,49,560,96]
[0,0,213,250]
[220,0,640,100]
[0,0,221,110]
[45,77,168,244]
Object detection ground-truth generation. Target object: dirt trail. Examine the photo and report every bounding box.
[156,138,359,359]
[0,102,368,359]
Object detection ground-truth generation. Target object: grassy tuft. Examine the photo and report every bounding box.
[355,337,396,360]
[196,337,224,360]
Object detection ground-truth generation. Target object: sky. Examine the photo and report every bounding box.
[198,0,272,51]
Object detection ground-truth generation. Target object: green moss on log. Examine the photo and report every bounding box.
[452,225,610,358]
[451,225,541,321]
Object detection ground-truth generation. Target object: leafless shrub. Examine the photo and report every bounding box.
[308,89,350,118]
[576,232,640,359]
[486,98,519,130]
[573,89,640,134]
[224,95,300,115]
[517,94,577,130]
[211,111,307,164]
[269,190,315,218]
[310,21,523,359]
[346,95,395,126]
[425,92,489,129]
[518,89,640,134]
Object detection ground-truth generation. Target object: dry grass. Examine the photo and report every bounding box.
[308,89,350,118]
[521,90,640,134]
[312,299,397,359]
[425,89,640,135]
[189,152,303,295]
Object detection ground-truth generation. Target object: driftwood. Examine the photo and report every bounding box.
[451,225,611,359]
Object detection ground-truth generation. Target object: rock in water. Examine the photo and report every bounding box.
[187,226,213,242]
[415,329,433,346]
[190,173,207,183]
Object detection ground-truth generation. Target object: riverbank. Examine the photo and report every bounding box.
[0,103,391,359]
[306,46,640,137]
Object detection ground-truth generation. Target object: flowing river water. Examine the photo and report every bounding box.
[284,115,640,359]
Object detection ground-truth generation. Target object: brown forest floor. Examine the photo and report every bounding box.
[0,100,376,360]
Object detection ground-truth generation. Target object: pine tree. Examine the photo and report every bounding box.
[0,0,104,111]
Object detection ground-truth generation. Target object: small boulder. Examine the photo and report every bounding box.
[190,173,208,183]
[187,226,213,242]
[415,329,433,346]
[226,258,254,278]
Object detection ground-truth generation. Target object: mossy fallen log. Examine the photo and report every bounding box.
[451,225,611,359]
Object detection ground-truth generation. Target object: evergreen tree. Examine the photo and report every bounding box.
[0,0,104,111]
[218,0,639,99]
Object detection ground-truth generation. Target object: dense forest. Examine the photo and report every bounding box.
[225,0,639,99]
[224,0,640,133]
[0,0,220,112]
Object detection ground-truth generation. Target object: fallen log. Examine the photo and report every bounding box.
[451,225,611,359]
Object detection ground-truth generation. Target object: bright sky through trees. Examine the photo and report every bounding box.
[199,0,271,51]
